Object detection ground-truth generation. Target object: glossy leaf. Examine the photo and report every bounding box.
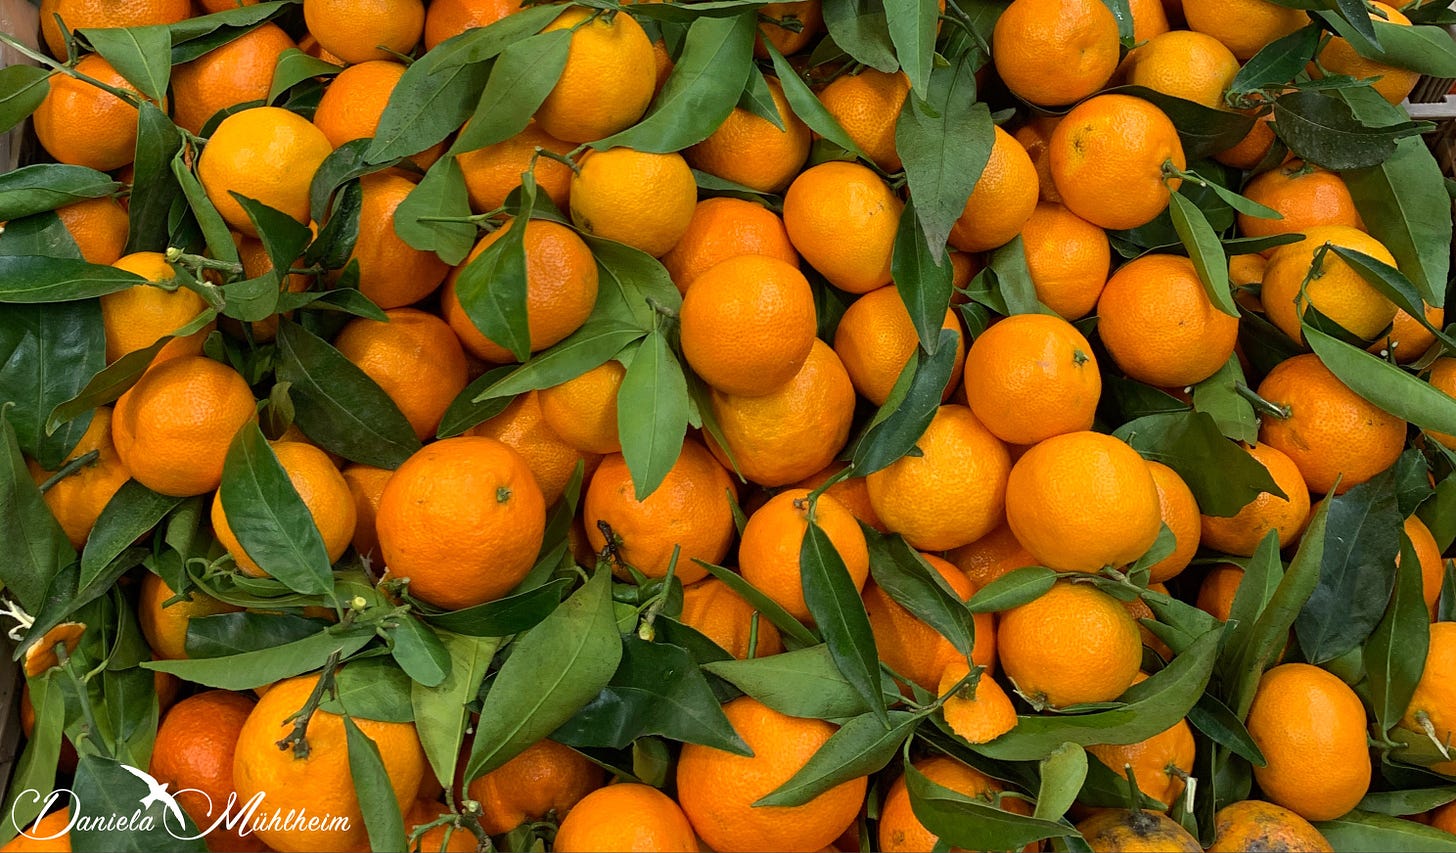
[1169,192,1238,317]
[1272,90,1429,171]
[802,516,888,726]
[0,65,49,134]
[1116,410,1282,516]
[0,300,105,468]
[1187,693,1265,766]
[171,148,239,266]
[865,528,975,659]
[389,615,451,688]
[413,633,500,791]
[72,754,204,851]
[365,46,493,164]
[0,257,143,303]
[268,47,343,101]
[144,625,374,689]
[453,30,571,153]
[822,0,898,72]
[852,328,960,475]
[1315,810,1456,852]
[0,412,72,613]
[762,38,872,162]
[1306,324,1456,436]
[907,762,1077,850]
[455,208,533,362]
[474,321,643,402]
[79,25,172,104]
[44,334,178,436]
[696,560,820,648]
[1365,530,1430,733]
[0,164,120,221]
[126,103,186,255]
[393,155,477,266]
[185,610,331,658]
[343,715,409,853]
[758,711,919,806]
[966,567,1056,614]
[705,645,887,719]
[895,58,989,258]
[418,578,570,637]
[423,4,564,68]
[616,330,690,501]
[1191,355,1258,443]
[1230,25,1320,93]
[892,198,955,354]
[1,672,64,839]
[81,482,180,588]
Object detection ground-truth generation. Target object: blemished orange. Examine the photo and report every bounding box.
[466,739,604,835]
[1371,301,1443,364]
[149,691,264,853]
[197,107,334,236]
[583,440,735,582]
[1088,707,1196,808]
[948,125,1040,253]
[26,407,130,550]
[1005,431,1163,573]
[687,77,811,193]
[1077,809,1203,852]
[101,252,212,364]
[334,308,468,441]
[1146,461,1201,583]
[1200,443,1310,556]
[468,390,593,505]
[680,255,818,397]
[1097,253,1240,388]
[998,581,1144,707]
[138,572,241,661]
[0,808,72,852]
[112,356,258,497]
[938,661,1017,744]
[442,219,599,362]
[170,22,294,135]
[32,55,143,172]
[1124,30,1240,109]
[1015,115,1065,204]
[1182,0,1309,60]
[425,0,520,50]
[1207,801,1334,853]
[234,672,426,852]
[211,441,357,576]
[879,757,1028,852]
[783,161,901,294]
[817,69,910,171]
[866,405,1011,552]
[660,197,800,293]
[1403,514,1445,619]
[40,0,190,59]
[569,147,697,257]
[707,339,857,487]
[755,0,823,57]
[947,522,1037,589]
[1237,162,1364,245]
[790,462,887,533]
[376,436,547,609]
[866,553,996,689]
[1314,2,1418,104]
[341,463,391,562]
[1019,202,1109,320]
[534,7,656,143]
[680,578,785,659]
[738,489,870,622]
[1050,94,1185,231]
[834,285,965,406]
[554,783,698,853]
[1402,622,1456,776]
[1263,225,1399,345]
[1247,663,1372,821]
[302,0,424,64]
[961,313,1102,446]
[344,172,451,309]
[53,196,129,265]
[538,361,626,455]
[677,697,866,853]
[1428,357,1456,449]
[457,122,575,214]
[992,0,1120,106]
[1197,564,1246,622]
[1257,353,1407,494]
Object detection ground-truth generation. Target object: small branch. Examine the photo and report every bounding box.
[276,650,343,759]
[38,450,99,493]
[1234,381,1291,420]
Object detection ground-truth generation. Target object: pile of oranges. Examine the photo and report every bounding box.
[3,0,1456,850]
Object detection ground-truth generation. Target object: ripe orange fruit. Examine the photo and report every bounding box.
[537,361,626,455]
[312,60,442,169]
[1215,111,1278,170]
[687,76,811,193]
[377,436,546,609]
[468,390,594,505]
[660,197,800,293]
[234,671,426,852]
[443,218,599,362]
[1146,461,1201,583]
[677,697,866,852]
[1125,583,1175,660]
[755,0,823,57]
[1370,301,1443,364]
[198,107,334,236]
[739,489,870,622]
[1182,0,1309,60]
[211,441,357,576]
[466,739,604,835]
[0,808,72,852]
[138,572,241,661]
[1402,622,1456,776]
[834,285,966,406]
[1196,564,1245,622]
[1050,94,1185,231]
[865,405,1011,552]
[1238,162,1364,246]
[569,147,697,257]
[1313,2,1418,104]
[817,69,909,172]
[867,553,996,689]
[1124,30,1239,109]
[583,440,735,582]
[53,196,129,265]
[343,173,451,309]
[457,122,575,214]
[112,356,258,497]
[40,0,191,59]
[947,521,1037,589]
[341,463,391,563]
[150,691,266,853]
[303,0,424,63]
[1428,357,1456,450]
[992,0,1121,106]
[1262,225,1399,345]
[680,255,818,397]
[1077,808,1203,852]
[1088,703,1196,807]
[783,161,902,294]
[535,7,656,143]
[1014,115,1065,204]
[879,757,1029,852]
[404,801,477,853]
[1247,663,1372,821]
[424,0,519,50]
[171,22,295,135]
[939,661,1017,744]
[555,783,698,853]
[33,55,143,171]
[1256,353,1406,494]
[1402,514,1445,619]
[1127,0,1171,40]
[1207,801,1334,853]
[707,339,856,487]
[680,578,785,659]
[334,308,468,441]
[1019,202,1110,320]
[961,313,1102,446]
[1199,443,1310,556]
[26,407,130,550]
[1435,800,1456,835]
[790,462,887,533]
[998,581,1144,707]
[948,125,1040,253]
[1097,253,1241,388]
[101,252,212,364]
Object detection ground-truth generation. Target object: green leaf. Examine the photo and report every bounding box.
[1305,323,1456,435]
[185,610,330,658]
[852,328,960,475]
[757,711,919,806]
[1191,355,1258,443]
[474,321,643,402]
[1315,810,1456,852]
[1326,14,1456,77]
[126,103,186,255]
[892,198,954,353]
[343,715,409,853]
[455,211,533,363]
[72,754,206,851]
[303,179,361,271]
[894,57,991,258]
[0,164,120,221]
[865,528,975,659]
[0,211,82,259]
[0,65,49,134]
[423,4,563,69]
[1272,90,1430,171]
[412,632,500,790]
[365,45,493,165]
[1033,743,1089,822]
[822,0,899,72]
[144,625,373,690]
[235,192,311,292]
[320,659,415,722]
[0,257,143,303]
[967,566,1056,614]
[1230,24,1321,93]
[1187,692,1266,766]
[393,155,478,266]
[79,25,172,104]
[1,672,64,840]
[985,236,1047,317]
[696,560,820,648]
[1110,85,1255,161]
[616,329,690,501]
[0,300,105,469]
[388,615,451,688]
[171,147,239,266]
[1365,530,1430,733]
[0,436,72,614]
[705,645,889,719]
[1358,787,1456,816]
[44,335,174,437]
[762,38,872,162]
[738,65,785,130]
[1169,193,1238,317]
[167,1,290,50]
[81,482,180,589]
[906,762,1077,850]
[417,578,571,637]
[437,366,516,438]
[587,235,683,330]
[452,30,571,154]
[885,0,936,93]
[1116,410,1283,516]
[802,516,887,726]
[268,47,343,101]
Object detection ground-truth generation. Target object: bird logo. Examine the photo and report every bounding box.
[120,765,187,828]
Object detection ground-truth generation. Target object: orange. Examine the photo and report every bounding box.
[538,361,626,455]
[404,801,478,853]
[687,77,811,193]
[755,0,823,57]
[1208,801,1334,852]
[1127,0,1171,41]
[961,313,1102,446]
[707,339,856,487]
[583,440,735,582]
[1231,251,1268,311]
[878,757,1029,852]
[569,147,697,257]
[344,172,451,309]
[992,0,1120,106]
[1402,622,1456,776]
[1146,461,1200,583]
[1429,357,1456,449]
[313,60,443,169]
[149,690,267,853]
[425,0,519,50]
[817,69,909,172]
[1371,301,1444,364]
[1014,115,1065,204]
[211,441,357,576]
[676,697,866,852]
[1124,30,1239,109]
[865,405,1011,552]
[1196,563,1245,621]
[341,463,391,563]
[1088,702,1196,807]
[834,285,965,406]
[466,739,604,835]
[21,623,84,678]
[1247,663,1372,821]
[138,572,242,661]
[783,161,901,294]
[947,522,1037,589]
[1018,202,1109,320]
[1313,2,1419,104]
[660,197,800,293]
[1077,809,1202,852]
[938,661,1018,744]
[53,196,128,265]
[198,107,334,237]
[1097,253,1240,388]
[1215,111,1278,170]
[790,462,886,533]
[26,407,130,550]
[1182,0,1309,60]
[1238,162,1364,246]
[1256,353,1406,494]
[1403,514,1446,619]
[1435,800,1456,834]
[334,308,469,441]
[998,581,1144,707]
[534,7,656,143]
[1125,583,1175,660]
[457,122,575,214]
[40,0,190,59]
[302,0,424,64]
[171,23,294,135]
[32,55,143,172]
[0,808,72,852]
[1050,94,1185,231]
[233,672,426,852]
[1262,226,1400,345]
[738,489,870,622]
[555,784,698,853]
[112,356,258,497]
[1200,443,1310,556]
[680,578,785,659]
[442,219,599,362]
[376,436,546,609]
[680,255,818,397]
[101,252,212,364]
[866,553,996,689]
[948,125,1040,253]
[468,391,594,505]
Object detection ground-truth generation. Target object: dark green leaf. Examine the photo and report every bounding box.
[967,566,1056,614]
[422,4,563,68]
[1330,245,1456,351]
[267,47,343,101]
[0,257,143,303]
[418,577,570,637]
[0,410,72,614]
[1,672,64,840]
[0,164,120,221]
[1305,323,1456,435]
[145,625,374,689]
[184,610,330,658]
[171,148,240,266]
[391,155,477,266]
[437,366,516,438]
[0,211,82,259]
[474,321,643,402]
[72,754,206,851]
[986,236,1046,317]
[79,25,171,104]
[1365,530,1430,732]
[892,198,954,353]
[1358,787,1456,816]
[455,210,533,362]
[389,615,451,688]
[1109,85,1256,161]
[696,560,820,648]
[1191,355,1258,443]
[453,30,571,153]
[0,65,49,134]
[44,335,176,436]
[322,658,415,722]
[1315,810,1456,852]
[1230,24,1321,93]
[906,762,1077,850]
[1169,193,1238,317]
[126,103,186,255]
[758,711,919,806]
[1272,90,1429,170]
[0,300,105,468]
[762,38,872,161]
[365,46,493,165]
[307,139,378,225]
[802,516,887,726]
[81,482,180,588]
[616,329,690,501]
[865,528,975,659]
[1187,693,1266,766]
[1325,14,1456,77]
[895,57,991,257]
[343,715,409,853]
[822,0,898,72]
[587,235,683,330]
[852,328,959,475]
[738,65,785,129]
[704,644,887,719]
[1116,410,1282,516]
